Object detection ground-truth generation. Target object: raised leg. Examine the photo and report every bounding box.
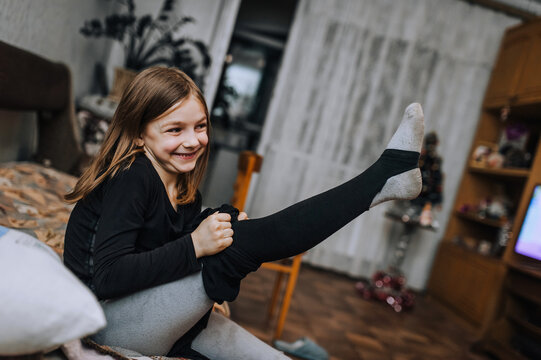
[201,103,425,303]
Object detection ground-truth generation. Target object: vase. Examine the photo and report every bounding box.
[109,67,137,101]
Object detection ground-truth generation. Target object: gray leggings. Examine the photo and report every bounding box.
[92,272,289,359]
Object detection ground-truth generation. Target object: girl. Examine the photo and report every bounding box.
[64,67,424,359]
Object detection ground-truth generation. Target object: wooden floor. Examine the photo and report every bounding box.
[230,265,493,360]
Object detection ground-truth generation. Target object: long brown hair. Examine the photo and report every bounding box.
[65,67,210,205]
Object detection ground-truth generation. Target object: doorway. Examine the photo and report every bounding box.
[201,0,298,207]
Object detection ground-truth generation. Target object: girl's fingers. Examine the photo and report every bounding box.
[222,229,234,238]
[221,237,233,248]
[238,212,248,221]
[214,211,249,222]
[214,213,231,221]
[217,221,232,230]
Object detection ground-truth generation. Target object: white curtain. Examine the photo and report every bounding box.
[248,0,519,289]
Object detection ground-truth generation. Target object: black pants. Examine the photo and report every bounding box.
[200,149,419,303]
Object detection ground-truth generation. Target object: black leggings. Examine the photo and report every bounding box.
[200,149,419,302]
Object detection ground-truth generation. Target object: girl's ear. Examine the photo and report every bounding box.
[135,136,144,147]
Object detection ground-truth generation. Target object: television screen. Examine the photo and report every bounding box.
[514,185,541,261]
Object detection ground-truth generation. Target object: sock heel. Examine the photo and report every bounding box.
[370,168,422,208]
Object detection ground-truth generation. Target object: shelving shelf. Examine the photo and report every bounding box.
[468,165,530,178]
[507,260,541,281]
[481,340,525,360]
[446,240,501,262]
[506,284,541,305]
[455,210,506,228]
[507,315,541,338]
[485,102,541,118]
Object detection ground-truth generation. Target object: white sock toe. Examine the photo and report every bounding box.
[386,103,424,153]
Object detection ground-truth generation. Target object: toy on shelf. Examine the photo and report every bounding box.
[458,192,512,224]
[471,122,532,170]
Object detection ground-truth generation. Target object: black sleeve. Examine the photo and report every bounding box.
[91,167,201,299]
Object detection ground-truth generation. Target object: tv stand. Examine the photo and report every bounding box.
[477,262,541,359]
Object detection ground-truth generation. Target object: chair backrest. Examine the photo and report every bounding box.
[231,151,263,212]
[231,151,302,341]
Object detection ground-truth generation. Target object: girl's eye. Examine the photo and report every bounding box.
[196,123,207,130]
[168,128,181,133]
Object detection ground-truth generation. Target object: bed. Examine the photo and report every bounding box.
[0,41,195,360]
[0,38,85,253]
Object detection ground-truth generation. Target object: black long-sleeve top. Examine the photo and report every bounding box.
[64,154,205,300]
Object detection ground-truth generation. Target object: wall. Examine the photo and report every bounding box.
[0,0,239,102]
[0,0,116,99]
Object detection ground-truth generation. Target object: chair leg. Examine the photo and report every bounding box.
[267,271,285,321]
[273,256,302,340]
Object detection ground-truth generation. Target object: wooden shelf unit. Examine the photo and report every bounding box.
[428,17,541,359]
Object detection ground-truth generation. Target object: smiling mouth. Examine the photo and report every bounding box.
[173,150,200,160]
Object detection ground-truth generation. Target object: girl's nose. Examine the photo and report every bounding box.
[182,130,200,148]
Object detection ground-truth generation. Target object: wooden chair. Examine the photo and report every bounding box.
[231,151,304,340]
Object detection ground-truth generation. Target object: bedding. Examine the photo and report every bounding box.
[0,162,76,256]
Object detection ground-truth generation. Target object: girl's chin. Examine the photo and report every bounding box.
[171,157,200,173]
[173,163,197,174]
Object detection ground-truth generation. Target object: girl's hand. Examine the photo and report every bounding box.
[191,212,233,258]
[238,212,249,221]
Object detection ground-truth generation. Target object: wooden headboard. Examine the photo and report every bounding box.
[0,40,85,174]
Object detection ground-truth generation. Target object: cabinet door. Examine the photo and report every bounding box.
[458,254,501,325]
[429,243,503,326]
[515,24,541,104]
[484,29,531,108]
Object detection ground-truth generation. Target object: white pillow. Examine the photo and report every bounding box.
[0,226,106,355]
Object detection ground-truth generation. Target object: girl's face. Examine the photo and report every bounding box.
[137,95,208,184]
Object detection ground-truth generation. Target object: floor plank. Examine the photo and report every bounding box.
[230,265,492,360]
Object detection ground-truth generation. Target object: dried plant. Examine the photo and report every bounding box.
[80,0,211,88]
